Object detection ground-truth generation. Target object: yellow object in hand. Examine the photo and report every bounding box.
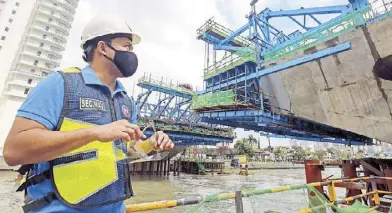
[128,137,156,159]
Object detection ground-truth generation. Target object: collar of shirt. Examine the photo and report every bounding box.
[80,65,127,96]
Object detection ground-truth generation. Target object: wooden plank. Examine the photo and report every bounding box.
[384,168,392,191]
[334,182,367,190]
[360,160,384,177]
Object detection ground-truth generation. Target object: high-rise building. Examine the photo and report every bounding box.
[0,0,79,153]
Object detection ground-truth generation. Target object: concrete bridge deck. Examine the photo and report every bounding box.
[260,15,392,143]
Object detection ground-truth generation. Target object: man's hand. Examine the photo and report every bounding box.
[151,131,174,150]
[92,120,145,142]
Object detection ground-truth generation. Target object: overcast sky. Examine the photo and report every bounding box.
[59,0,346,147]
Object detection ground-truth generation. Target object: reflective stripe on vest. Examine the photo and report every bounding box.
[18,67,134,212]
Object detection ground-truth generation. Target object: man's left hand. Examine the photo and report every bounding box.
[154,131,174,151]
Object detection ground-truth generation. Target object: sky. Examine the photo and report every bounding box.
[59,0,348,148]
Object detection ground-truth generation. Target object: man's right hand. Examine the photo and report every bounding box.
[92,120,145,142]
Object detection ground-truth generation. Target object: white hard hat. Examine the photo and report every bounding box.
[81,14,141,48]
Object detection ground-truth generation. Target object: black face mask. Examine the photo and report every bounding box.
[104,42,138,77]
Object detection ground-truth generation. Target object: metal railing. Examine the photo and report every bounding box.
[203,52,256,79]
[191,89,262,111]
[137,119,235,138]
[11,70,47,78]
[367,0,392,20]
[138,76,194,95]
[197,17,254,48]
[125,176,392,212]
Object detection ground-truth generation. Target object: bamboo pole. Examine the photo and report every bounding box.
[126,176,387,213]
[126,182,330,212]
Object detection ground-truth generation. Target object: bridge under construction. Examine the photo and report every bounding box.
[136,0,392,147]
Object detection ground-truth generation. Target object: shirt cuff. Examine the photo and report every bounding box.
[16,110,56,130]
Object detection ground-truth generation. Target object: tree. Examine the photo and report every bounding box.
[292,146,307,161]
[376,152,385,158]
[312,150,327,161]
[354,149,365,159]
[338,148,350,160]
[246,135,258,149]
[234,138,254,156]
[273,146,288,161]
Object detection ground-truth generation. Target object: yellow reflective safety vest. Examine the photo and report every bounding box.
[17,68,135,212]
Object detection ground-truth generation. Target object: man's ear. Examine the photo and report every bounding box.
[96,41,108,56]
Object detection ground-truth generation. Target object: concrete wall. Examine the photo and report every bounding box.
[260,16,392,143]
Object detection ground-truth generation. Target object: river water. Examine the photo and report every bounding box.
[0,168,342,213]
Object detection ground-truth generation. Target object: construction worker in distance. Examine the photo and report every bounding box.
[3,14,174,213]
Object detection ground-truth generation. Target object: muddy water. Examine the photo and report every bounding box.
[0,168,342,213]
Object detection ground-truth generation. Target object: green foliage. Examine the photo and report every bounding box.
[312,150,327,161]
[273,146,289,161]
[326,147,351,160]
[291,146,308,161]
[234,137,254,156]
[354,149,365,159]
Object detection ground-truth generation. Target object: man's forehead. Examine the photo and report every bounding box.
[113,37,132,44]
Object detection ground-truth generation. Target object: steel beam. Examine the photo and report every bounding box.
[137,83,192,99]
[200,42,352,94]
[143,130,233,145]
[139,91,152,109]
[309,14,322,25]
[259,133,366,145]
[265,5,350,17]
[200,109,372,144]
[288,16,312,31]
[201,118,367,145]
[139,103,192,120]
[157,96,175,118]
[219,24,250,45]
[177,104,191,121]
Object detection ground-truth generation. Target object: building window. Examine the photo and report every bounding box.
[45,62,54,69]
[37,51,41,56]
[33,60,38,65]
[8,18,13,23]
[5,27,9,32]
[45,26,49,31]
[27,79,32,84]
[24,88,30,95]
[54,3,57,6]
[53,37,62,44]
[30,69,35,73]
[50,46,60,51]
[1,36,5,40]
[42,34,47,39]
[48,18,52,23]
[15,2,19,6]
[12,10,16,15]
[48,54,58,60]
[42,71,48,76]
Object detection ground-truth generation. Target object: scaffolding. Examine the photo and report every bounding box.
[197,17,255,49]
[138,75,194,96]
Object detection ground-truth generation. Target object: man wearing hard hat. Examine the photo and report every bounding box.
[3,14,174,213]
